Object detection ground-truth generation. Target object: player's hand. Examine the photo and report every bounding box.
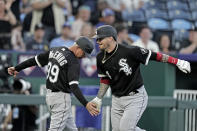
[90,97,102,113]
[176,59,191,73]
[86,102,100,116]
[7,67,19,77]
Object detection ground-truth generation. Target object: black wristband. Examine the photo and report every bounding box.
[70,84,88,107]
[150,52,157,60]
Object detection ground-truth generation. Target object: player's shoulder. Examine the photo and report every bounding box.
[124,44,141,50]
[50,46,67,51]
[65,49,79,64]
[118,44,138,52]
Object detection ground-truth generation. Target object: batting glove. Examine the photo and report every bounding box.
[91,97,102,112]
[176,59,191,73]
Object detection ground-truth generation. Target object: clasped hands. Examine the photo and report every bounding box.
[86,97,102,116]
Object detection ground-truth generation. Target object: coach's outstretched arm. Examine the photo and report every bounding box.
[8,52,50,77]
[150,52,191,73]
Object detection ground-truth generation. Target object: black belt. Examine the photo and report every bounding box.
[114,89,139,97]
[47,88,60,92]
[126,89,138,96]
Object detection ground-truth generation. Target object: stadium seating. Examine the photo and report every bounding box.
[129,34,140,42]
[144,1,166,10]
[148,18,170,30]
[171,19,193,30]
[145,9,169,20]
[191,11,197,21]
[195,21,197,27]
[126,10,146,22]
[188,0,197,2]
[169,10,192,21]
[174,29,189,41]
[167,1,189,11]
[156,0,168,2]
[189,1,197,11]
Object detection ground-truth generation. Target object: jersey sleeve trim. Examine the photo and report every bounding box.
[35,55,42,67]
[145,50,152,65]
[98,74,107,78]
[69,81,79,85]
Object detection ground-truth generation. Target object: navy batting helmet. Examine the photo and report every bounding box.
[93,25,117,41]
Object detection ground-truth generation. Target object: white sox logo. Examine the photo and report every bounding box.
[119,58,132,76]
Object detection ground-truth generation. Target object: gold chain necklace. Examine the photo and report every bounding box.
[102,44,118,64]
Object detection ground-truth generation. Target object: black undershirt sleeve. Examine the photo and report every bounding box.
[69,84,88,107]
[150,52,157,61]
[15,57,37,72]
[15,51,49,72]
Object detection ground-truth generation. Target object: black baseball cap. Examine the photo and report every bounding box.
[92,25,117,41]
[76,36,94,56]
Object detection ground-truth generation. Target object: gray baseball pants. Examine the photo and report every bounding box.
[111,86,148,131]
[46,89,78,131]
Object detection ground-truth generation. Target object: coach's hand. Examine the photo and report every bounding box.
[91,97,102,113]
[8,67,18,77]
[86,102,100,116]
[176,59,191,73]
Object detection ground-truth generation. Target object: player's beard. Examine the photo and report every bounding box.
[104,43,111,52]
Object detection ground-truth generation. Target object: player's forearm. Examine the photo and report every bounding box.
[70,84,88,107]
[150,52,178,65]
[97,83,109,99]
[15,57,37,72]
[97,78,110,99]
[150,52,191,73]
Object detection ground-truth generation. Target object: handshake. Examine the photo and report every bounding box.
[86,97,102,116]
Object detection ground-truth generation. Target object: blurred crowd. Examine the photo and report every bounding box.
[0,0,196,55]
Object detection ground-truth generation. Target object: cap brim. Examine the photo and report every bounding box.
[92,34,107,40]
[92,34,98,39]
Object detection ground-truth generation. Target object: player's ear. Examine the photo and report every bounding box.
[109,36,114,41]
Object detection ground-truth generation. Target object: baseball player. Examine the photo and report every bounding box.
[91,25,191,131]
[8,36,99,131]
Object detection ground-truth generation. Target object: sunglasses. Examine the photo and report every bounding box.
[96,37,105,42]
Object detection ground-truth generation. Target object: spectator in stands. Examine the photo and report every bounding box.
[22,11,32,37]
[159,34,174,54]
[63,0,72,16]
[10,0,26,21]
[50,22,74,48]
[3,78,37,131]
[179,27,197,54]
[31,0,66,41]
[115,23,133,45]
[90,0,108,25]
[70,0,85,16]
[20,0,32,22]
[0,0,16,50]
[26,23,49,51]
[11,22,26,51]
[80,22,94,38]
[71,5,91,39]
[133,25,159,52]
[105,0,125,22]
[95,8,115,28]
